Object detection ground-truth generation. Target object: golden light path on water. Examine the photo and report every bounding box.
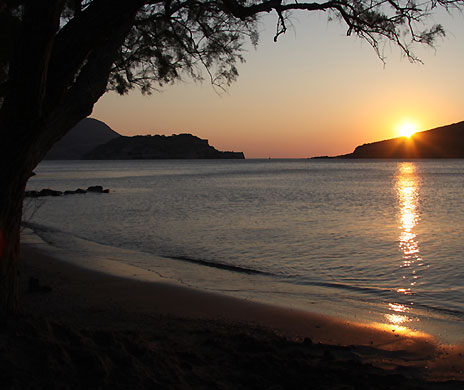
[384,162,422,332]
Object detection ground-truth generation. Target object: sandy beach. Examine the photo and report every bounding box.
[1,244,463,389]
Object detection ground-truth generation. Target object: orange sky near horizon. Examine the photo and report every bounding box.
[92,11,464,158]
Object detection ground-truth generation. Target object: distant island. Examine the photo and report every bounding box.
[84,133,245,160]
[45,118,244,160]
[45,118,120,160]
[338,121,464,159]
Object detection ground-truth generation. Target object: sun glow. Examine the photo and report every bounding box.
[398,122,418,138]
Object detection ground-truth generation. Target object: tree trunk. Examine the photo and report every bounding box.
[0,1,62,316]
[0,113,93,316]
[0,1,143,316]
[0,158,31,314]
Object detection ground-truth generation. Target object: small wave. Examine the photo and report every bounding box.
[291,277,464,320]
[22,221,59,238]
[168,255,270,276]
[24,222,270,277]
[412,301,464,320]
[288,278,398,298]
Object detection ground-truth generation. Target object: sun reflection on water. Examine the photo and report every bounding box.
[389,303,409,312]
[385,313,411,326]
[384,162,423,328]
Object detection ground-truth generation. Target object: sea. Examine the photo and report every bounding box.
[24,159,464,344]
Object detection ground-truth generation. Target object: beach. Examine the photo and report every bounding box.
[1,243,462,389]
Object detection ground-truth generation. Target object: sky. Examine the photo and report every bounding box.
[92,8,464,158]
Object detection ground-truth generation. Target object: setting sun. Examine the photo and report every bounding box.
[398,122,418,138]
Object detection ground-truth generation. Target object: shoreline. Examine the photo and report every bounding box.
[18,245,432,347]
[10,243,464,387]
[24,224,464,347]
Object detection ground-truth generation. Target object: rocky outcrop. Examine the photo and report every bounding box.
[84,133,245,160]
[341,121,464,159]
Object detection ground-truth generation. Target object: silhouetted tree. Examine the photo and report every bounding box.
[0,0,461,313]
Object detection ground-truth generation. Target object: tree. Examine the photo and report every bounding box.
[0,0,460,313]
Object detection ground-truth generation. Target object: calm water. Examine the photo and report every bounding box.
[25,160,464,343]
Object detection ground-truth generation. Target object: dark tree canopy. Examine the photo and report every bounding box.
[0,0,462,313]
[0,0,460,102]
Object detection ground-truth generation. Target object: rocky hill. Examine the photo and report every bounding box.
[84,133,245,159]
[45,118,121,160]
[341,121,464,159]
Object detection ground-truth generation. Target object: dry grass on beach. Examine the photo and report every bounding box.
[1,245,463,389]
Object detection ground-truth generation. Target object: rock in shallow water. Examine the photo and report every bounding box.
[25,186,109,197]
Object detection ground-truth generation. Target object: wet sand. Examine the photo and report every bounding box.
[1,244,463,389]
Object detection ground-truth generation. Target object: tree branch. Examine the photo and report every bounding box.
[221,0,338,19]
[40,4,140,162]
[44,0,151,113]
[0,0,63,124]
